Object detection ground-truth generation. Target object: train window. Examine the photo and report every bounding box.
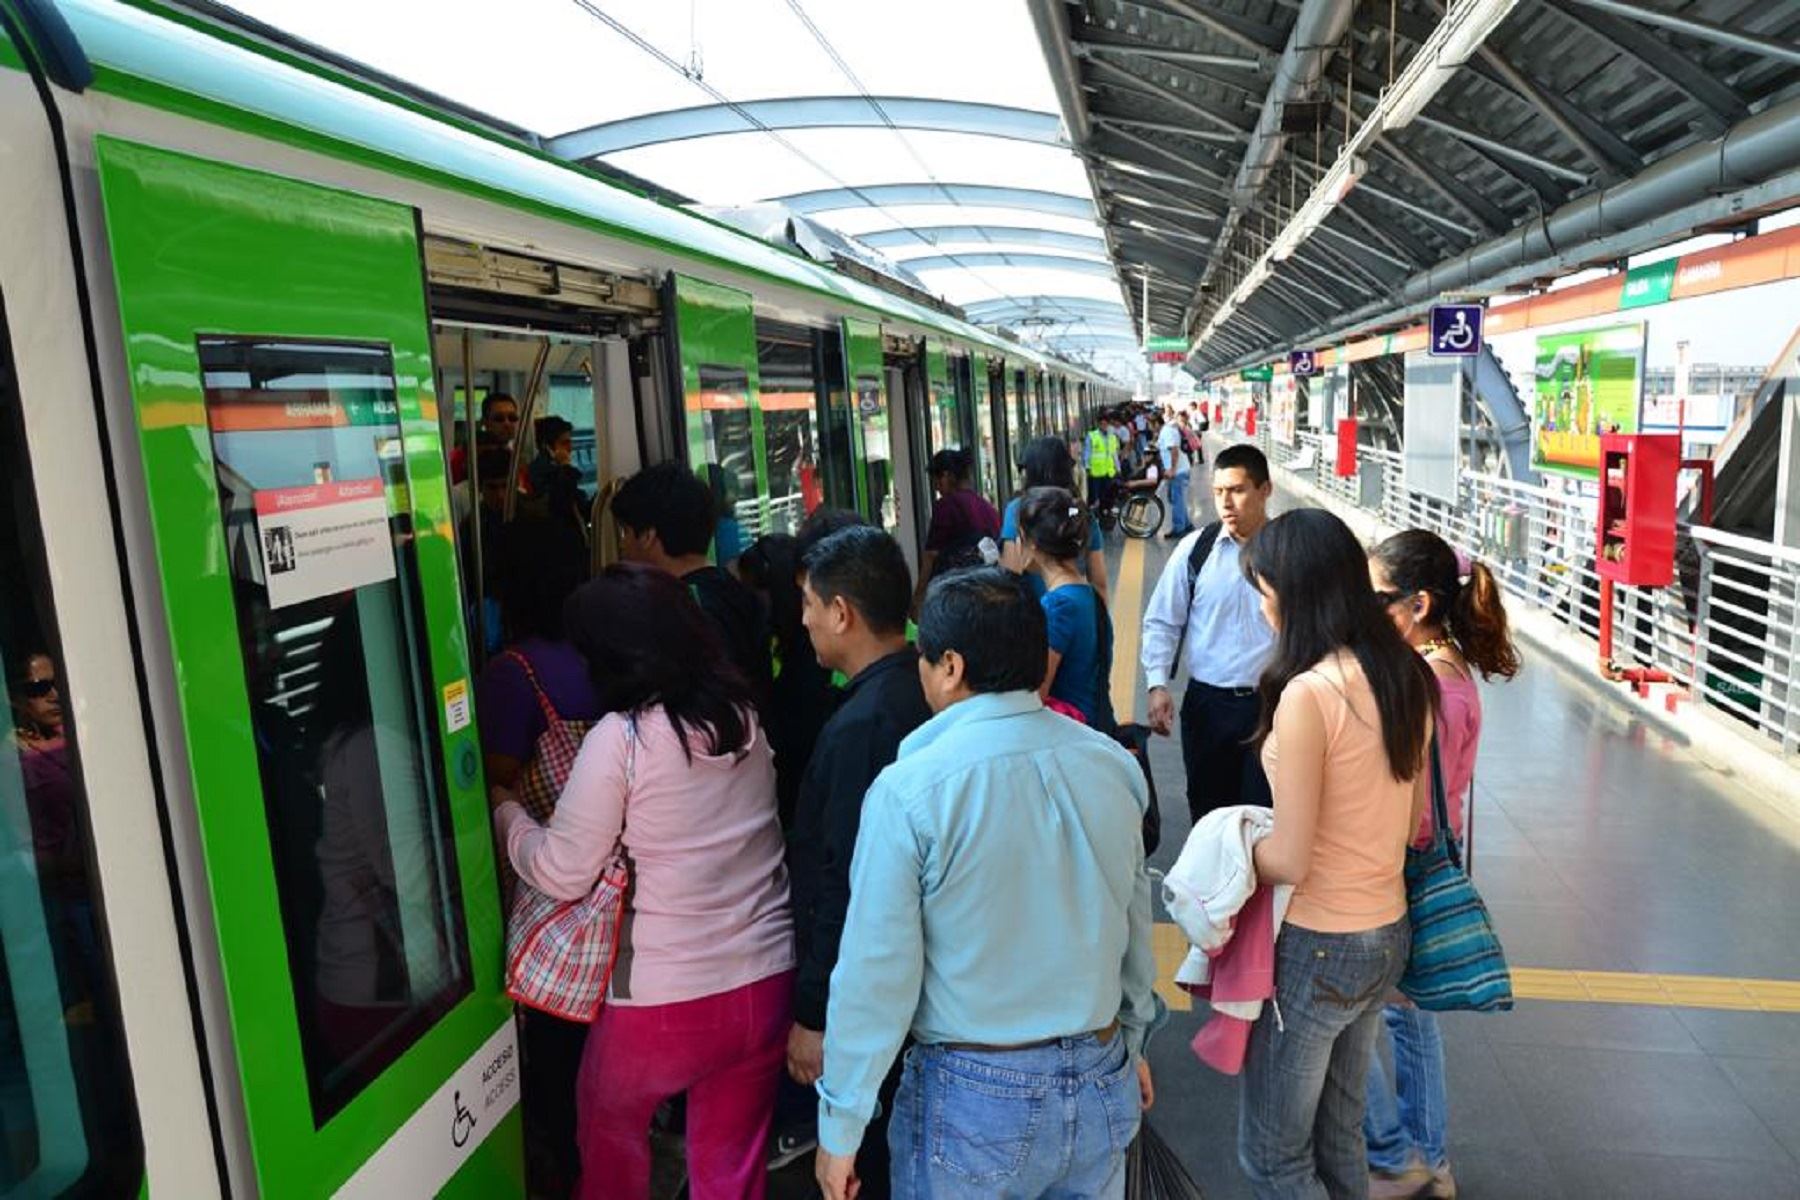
[197,336,472,1125]
[854,373,897,534]
[972,362,999,503]
[816,331,855,512]
[755,327,824,534]
[0,301,143,1193]
[694,364,758,562]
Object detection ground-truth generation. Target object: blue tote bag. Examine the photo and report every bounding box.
[1399,741,1514,1012]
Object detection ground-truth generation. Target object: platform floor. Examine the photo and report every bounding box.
[759,459,1800,1199]
[1125,464,1800,1200]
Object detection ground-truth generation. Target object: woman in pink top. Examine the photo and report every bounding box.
[1237,510,1437,1200]
[1363,531,1521,1200]
[494,563,795,1200]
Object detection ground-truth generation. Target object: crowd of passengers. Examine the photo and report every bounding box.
[461,403,1520,1200]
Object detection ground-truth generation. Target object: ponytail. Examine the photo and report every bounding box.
[1450,559,1522,680]
[1017,486,1089,562]
[1371,528,1522,681]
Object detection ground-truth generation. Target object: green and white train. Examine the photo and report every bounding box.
[0,1,1126,1195]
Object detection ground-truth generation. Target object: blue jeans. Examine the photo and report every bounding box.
[1166,471,1193,535]
[889,1034,1140,1199]
[1240,920,1410,1200]
[1363,1005,1448,1171]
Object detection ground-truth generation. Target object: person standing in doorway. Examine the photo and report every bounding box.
[784,526,933,1197]
[1157,409,1195,539]
[611,461,772,711]
[814,569,1155,1200]
[1141,443,1277,824]
[913,448,1000,609]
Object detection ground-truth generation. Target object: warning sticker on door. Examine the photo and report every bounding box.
[443,679,471,734]
[254,478,395,609]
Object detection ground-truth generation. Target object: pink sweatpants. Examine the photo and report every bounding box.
[576,970,794,1200]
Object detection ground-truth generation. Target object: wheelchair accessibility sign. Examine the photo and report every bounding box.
[1429,304,1483,356]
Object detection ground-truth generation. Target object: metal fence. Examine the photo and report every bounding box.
[1259,428,1800,761]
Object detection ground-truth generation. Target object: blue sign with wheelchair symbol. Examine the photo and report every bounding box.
[1429,304,1483,356]
[1288,349,1318,377]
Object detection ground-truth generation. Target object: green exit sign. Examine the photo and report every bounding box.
[1145,336,1188,352]
[1241,364,1274,382]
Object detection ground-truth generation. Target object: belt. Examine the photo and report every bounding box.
[938,1020,1119,1054]
[1190,679,1258,698]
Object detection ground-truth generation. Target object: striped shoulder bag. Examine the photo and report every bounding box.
[1399,739,1513,1012]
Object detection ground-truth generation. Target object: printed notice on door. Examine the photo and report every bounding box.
[254,478,395,609]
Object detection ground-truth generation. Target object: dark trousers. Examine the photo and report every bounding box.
[1179,681,1271,824]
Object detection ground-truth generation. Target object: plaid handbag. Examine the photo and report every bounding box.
[1399,740,1513,1012]
[501,653,633,1022]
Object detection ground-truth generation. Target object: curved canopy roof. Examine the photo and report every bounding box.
[210,0,1146,380]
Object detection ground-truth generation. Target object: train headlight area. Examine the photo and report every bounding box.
[1,0,1799,1196]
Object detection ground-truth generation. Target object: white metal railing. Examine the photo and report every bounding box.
[1260,427,1800,760]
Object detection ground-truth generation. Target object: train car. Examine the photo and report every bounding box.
[0,0,1124,1196]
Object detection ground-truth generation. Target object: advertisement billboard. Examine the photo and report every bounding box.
[1531,322,1645,479]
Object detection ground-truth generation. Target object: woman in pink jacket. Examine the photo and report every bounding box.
[494,563,795,1200]
[1364,530,1521,1199]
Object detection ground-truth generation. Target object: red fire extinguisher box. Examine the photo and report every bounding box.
[1335,417,1359,477]
[1597,433,1679,587]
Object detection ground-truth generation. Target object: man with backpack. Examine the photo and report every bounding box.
[1140,443,1278,823]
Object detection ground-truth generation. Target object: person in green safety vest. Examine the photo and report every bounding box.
[1086,417,1119,513]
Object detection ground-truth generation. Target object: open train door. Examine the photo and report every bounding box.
[92,138,520,1199]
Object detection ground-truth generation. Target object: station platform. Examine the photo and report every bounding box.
[1120,460,1800,1200]
[761,458,1800,1200]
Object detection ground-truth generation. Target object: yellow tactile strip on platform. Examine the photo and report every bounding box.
[1510,967,1800,1012]
[1151,930,1800,1014]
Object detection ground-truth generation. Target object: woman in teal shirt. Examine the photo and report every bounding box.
[1017,486,1115,730]
[1000,436,1110,605]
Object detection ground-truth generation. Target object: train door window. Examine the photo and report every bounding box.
[815,330,855,512]
[0,300,143,1195]
[755,323,824,532]
[854,373,897,534]
[971,360,998,502]
[695,364,759,559]
[197,336,472,1123]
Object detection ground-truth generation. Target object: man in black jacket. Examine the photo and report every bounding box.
[785,526,931,1196]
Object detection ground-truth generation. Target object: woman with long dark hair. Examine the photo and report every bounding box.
[1000,436,1110,604]
[494,563,794,1200]
[1237,509,1437,1200]
[1016,486,1114,729]
[1362,530,1520,1200]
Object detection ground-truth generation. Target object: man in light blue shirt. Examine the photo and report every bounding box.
[814,568,1156,1200]
[1141,443,1278,824]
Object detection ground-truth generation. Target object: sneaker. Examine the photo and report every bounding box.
[1368,1159,1433,1200]
[766,1128,816,1172]
[1424,1162,1456,1199]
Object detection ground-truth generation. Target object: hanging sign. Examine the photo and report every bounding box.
[1289,349,1319,377]
[1429,304,1484,356]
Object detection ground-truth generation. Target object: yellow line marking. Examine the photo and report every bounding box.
[1109,536,1147,725]
[1151,931,1800,1014]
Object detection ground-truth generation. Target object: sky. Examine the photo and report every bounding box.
[219,0,1144,378]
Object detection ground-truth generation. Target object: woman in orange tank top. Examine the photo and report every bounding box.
[1236,510,1437,1200]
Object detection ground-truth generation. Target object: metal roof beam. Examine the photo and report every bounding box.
[1559,0,1800,67]
[1538,1,1750,131]
[1081,57,1253,137]
[1358,180,1483,241]
[1072,37,1263,71]
[1457,26,1645,181]
[857,225,1108,255]
[1086,113,1244,145]
[1103,188,1223,229]
[1411,114,1590,186]
[771,184,1095,220]
[965,295,1131,320]
[1096,170,1225,220]
[1312,222,1413,273]
[1133,0,1286,58]
[547,96,1063,159]
[903,251,1117,277]
[1092,121,1231,184]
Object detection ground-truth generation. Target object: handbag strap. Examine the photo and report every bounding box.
[1429,735,1463,872]
[503,649,564,727]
